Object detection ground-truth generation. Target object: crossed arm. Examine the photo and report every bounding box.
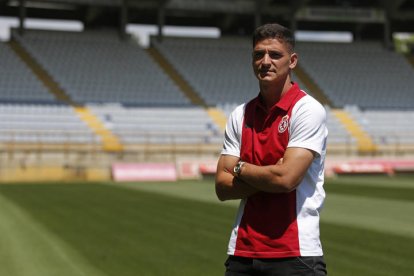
[215,147,315,201]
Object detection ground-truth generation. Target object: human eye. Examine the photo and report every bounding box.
[269,52,282,59]
[253,51,264,60]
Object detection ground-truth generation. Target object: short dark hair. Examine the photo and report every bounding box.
[252,23,295,52]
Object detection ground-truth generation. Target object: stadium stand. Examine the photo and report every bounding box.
[296,41,414,109]
[151,36,312,107]
[0,39,102,148]
[150,35,363,152]
[4,31,414,152]
[2,26,414,183]
[0,103,99,144]
[0,0,413,183]
[151,36,258,106]
[3,30,225,151]
[88,103,222,144]
[344,105,414,153]
[0,42,56,103]
[13,29,190,106]
[325,106,357,153]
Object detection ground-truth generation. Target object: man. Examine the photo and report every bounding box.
[215,23,328,275]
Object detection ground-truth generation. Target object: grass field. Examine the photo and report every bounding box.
[0,175,413,275]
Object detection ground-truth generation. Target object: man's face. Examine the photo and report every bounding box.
[252,38,297,84]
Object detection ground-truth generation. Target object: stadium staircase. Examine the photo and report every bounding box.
[294,64,333,107]
[331,109,377,154]
[146,47,227,131]
[205,107,227,130]
[8,40,123,152]
[74,106,123,152]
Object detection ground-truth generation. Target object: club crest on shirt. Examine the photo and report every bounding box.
[278,115,289,133]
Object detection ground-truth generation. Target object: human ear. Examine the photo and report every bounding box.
[289,53,298,69]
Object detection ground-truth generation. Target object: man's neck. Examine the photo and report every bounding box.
[259,79,293,111]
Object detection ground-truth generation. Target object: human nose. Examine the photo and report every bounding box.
[262,53,271,66]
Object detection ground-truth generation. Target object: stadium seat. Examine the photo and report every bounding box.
[0,42,56,103]
[296,41,414,109]
[0,103,99,144]
[13,29,190,106]
[88,103,222,144]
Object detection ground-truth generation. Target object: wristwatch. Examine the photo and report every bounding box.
[233,161,245,177]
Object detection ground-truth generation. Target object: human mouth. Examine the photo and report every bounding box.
[259,69,273,76]
[259,67,268,73]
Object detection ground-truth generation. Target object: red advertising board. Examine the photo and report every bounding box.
[112,163,177,182]
[332,160,414,175]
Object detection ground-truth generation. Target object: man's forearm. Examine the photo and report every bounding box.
[235,148,314,193]
[215,171,258,201]
[236,162,292,193]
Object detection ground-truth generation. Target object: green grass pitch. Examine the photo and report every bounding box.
[0,175,413,275]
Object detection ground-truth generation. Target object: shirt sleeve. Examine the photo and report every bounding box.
[221,104,245,157]
[288,96,328,156]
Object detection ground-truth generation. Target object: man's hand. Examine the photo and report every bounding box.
[215,155,258,201]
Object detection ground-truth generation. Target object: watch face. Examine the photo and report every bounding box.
[234,162,241,175]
